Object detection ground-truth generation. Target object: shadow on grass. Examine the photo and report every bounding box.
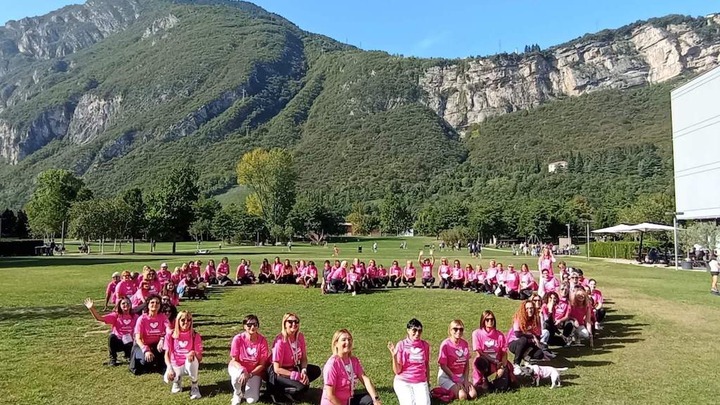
[0,304,87,322]
[0,256,150,269]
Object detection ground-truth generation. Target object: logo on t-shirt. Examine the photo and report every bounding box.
[409,346,424,362]
[178,341,188,348]
[455,348,467,358]
[122,319,131,325]
[246,347,257,356]
[484,340,495,348]
[150,322,158,329]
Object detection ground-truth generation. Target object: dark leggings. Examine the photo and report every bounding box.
[520,288,534,299]
[452,279,464,289]
[266,364,321,399]
[422,277,435,287]
[507,289,521,300]
[508,336,543,365]
[331,278,346,292]
[403,277,416,286]
[348,392,374,405]
[109,334,133,360]
[473,357,510,392]
[259,273,271,283]
[129,343,165,375]
[390,275,401,287]
[595,308,606,322]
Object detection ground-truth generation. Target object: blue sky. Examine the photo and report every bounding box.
[2,0,718,58]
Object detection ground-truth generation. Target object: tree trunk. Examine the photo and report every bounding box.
[101,238,105,254]
[172,238,177,254]
[131,237,136,254]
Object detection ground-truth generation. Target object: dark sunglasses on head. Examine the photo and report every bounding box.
[452,327,464,332]
[286,320,300,325]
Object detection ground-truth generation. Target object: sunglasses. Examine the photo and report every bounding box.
[484,318,495,322]
[525,306,535,310]
[452,327,464,332]
[532,298,542,302]
[179,318,192,323]
[410,327,423,334]
[245,322,259,328]
[286,320,300,325]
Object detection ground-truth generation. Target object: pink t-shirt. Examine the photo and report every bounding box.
[102,312,138,338]
[305,265,318,279]
[507,318,540,344]
[451,266,463,280]
[147,280,162,294]
[475,271,486,284]
[438,338,470,377]
[134,313,169,346]
[553,298,570,321]
[495,270,506,284]
[541,276,560,294]
[130,288,151,308]
[466,270,477,282]
[569,304,589,324]
[203,265,216,280]
[157,270,172,285]
[189,265,201,278]
[394,338,430,384]
[171,272,182,285]
[106,281,119,304]
[485,267,498,283]
[236,264,247,279]
[230,332,270,371]
[421,265,433,279]
[272,333,306,369]
[505,271,519,291]
[591,289,603,307]
[217,263,230,277]
[165,330,203,367]
[439,265,450,279]
[378,267,388,277]
[519,272,537,290]
[347,271,360,283]
[321,356,364,405]
[331,266,347,280]
[539,257,555,274]
[404,266,416,278]
[367,266,378,278]
[389,265,402,277]
[273,263,283,277]
[115,280,137,300]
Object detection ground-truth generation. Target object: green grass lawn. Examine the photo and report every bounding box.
[1,237,719,405]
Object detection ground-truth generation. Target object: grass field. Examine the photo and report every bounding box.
[1,237,719,405]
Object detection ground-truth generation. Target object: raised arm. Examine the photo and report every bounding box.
[84,298,103,322]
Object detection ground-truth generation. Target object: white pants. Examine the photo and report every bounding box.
[437,369,464,390]
[229,363,262,404]
[393,376,430,405]
[574,326,590,341]
[164,358,199,384]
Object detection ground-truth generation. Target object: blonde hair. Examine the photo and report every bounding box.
[331,328,353,356]
[281,312,301,342]
[173,310,193,339]
[447,319,464,337]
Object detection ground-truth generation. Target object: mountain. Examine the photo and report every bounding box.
[0,0,718,210]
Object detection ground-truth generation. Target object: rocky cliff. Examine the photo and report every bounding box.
[420,14,720,127]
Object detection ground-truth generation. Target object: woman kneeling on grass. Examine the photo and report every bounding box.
[268,313,322,402]
[130,294,169,375]
[229,315,270,405]
[507,300,544,374]
[322,329,382,405]
[84,297,138,366]
[164,310,203,399]
[388,318,431,405]
[438,320,477,401]
[563,289,594,347]
[471,310,512,393]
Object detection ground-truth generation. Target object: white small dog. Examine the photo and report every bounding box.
[527,364,568,388]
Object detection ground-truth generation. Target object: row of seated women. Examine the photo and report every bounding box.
[85,279,606,404]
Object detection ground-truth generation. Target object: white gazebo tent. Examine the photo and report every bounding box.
[592,223,675,262]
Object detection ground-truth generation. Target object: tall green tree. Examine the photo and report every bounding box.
[189,197,221,247]
[25,169,86,241]
[145,165,199,253]
[380,192,412,235]
[287,197,343,243]
[237,148,297,242]
[121,188,146,254]
[1,209,17,238]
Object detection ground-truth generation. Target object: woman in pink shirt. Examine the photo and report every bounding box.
[162,281,180,307]
[329,261,348,293]
[388,318,430,405]
[258,259,272,284]
[217,257,233,286]
[438,258,451,289]
[271,257,284,283]
[518,264,537,299]
[562,289,594,347]
[171,266,183,286]
[84,297,138,366]
[471,310,512,393]
[484,261,498,294]
[402,260,417,288]
[190,261,202,279]
[504,264,521,300]
[537,268,559,298]
[321,329,382,405]
[267,313,321,402]
[115,271,137,302]
[104,272,121,310]
[538,248,556,275]
[366,260,379,288]
[507,300,544,373]
[377,264,389,288]
[302,261,319,288]
[157,263,172,287]
[229,314,270,405]
[347,263,362,296]
[540,291,564,347]
[163,310,203,399]
[130,294,169,375]
[588,279,605,329]
[450,260,464,290]
[130,279,153,312]
[474,265,486,293]
[282,259,294,284]
[437,320,477,401]
[464,264,477,291]
[418,253,435,288]
[203,259,217,285]
[389,260,402,288]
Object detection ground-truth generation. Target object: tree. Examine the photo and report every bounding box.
[121,188,146,254]
[15,210,29,239]
[617,193,674,225]
[25,169,85,241]
[145,165,199,253]
[189,198,221,248]
[380,192,412,235]
[69,198,131,254]
[1,209,17,238]
[346,202,380,236]
[287,197,343,244]
[237,148,297,242]
[468,202,503,242]
[679,222,720,259]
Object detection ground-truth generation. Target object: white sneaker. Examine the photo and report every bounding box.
[513,366,522,376]
[231,393,242,405]
[352,291,356,296]
[190,383,201,399]
[171,381,182,394]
